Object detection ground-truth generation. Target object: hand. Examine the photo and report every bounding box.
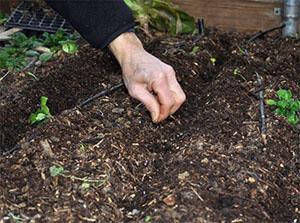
[109,32,186,123]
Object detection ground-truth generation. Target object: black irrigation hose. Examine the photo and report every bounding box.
[78,82,124,108]
[255,72,267,145]
[197,18,205,36]
[248,23,286,43]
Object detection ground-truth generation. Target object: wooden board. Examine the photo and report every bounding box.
[0,0,18,13]
[172,0,291,32]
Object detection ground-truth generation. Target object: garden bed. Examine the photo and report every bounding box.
[0,30,299,222]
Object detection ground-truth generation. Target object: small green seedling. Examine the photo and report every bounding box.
[26,71,38,80]
[210,57,216,66]
[190,46,199,56]
[144,215,152,222]
[29,96,52,125]
[233,67,246,81]
[49,165,107,189]
[266,89,300,125]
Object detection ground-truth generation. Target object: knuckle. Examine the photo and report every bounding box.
[153,71,165,79]
[165,65,175,75]
[178,92,186,104]
[128,86,139,98]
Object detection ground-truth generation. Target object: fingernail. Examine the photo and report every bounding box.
[152,113,158,123]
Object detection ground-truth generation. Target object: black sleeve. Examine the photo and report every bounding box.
[45,0,135,49]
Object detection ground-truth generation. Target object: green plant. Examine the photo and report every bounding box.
[49,165,107,189]
[42,30,79,53]
[190,46,199,56]
[233,67,246,81]
[26,71,38,80]
[266,89,300,125]
[124,0,196,35]
[210,57,216,66]
[0,30,79,70]
[29,96,52,125]
[0,33,42,70]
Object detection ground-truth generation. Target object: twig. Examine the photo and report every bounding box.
[248,24,285,43]
[0,70,10,82]
[78,82,124,107]
[255,72,267,145]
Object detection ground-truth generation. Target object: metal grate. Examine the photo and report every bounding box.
[5,1,73,33]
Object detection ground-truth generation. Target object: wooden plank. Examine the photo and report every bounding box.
[0,0,18,13]
[173,0,289,32]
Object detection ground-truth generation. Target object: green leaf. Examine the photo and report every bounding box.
[287,114,299,125]
[25,50,40,57]
[125,0,195,35]
[210,57,216,66]
[81,182,91,189]
[35,113,47,122]
[26,71,38,80]
[49,165,64,177]
[277,89,292,101]
[190,46,199,55]
[61,41,78,54]
[266,99,277,106]
[29,96,52,125]
[39,52,53,62]
[144,215,152,222]
[277,100,288,109]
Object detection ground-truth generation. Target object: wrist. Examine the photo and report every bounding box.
[109,32,145,65]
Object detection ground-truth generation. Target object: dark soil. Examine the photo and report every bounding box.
[0,30,299,222]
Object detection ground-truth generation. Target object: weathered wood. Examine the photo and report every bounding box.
[173,0,291,32]
[0,0,18,13]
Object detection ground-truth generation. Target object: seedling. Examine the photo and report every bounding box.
[29,96,52,125]
[210,57,217,66]
[144,215,152,222]
[26,71,38,80]
[266,89,300,125]
[49,165,107,189]
[190,46,199,56]
[233,67,246,81]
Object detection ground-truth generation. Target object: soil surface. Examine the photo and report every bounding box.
[0,30,299,223]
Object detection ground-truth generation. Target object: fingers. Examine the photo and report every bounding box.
[128,85,160,122]
[152,78,176,122]
[164,67,186,114]
[151,69,186,122]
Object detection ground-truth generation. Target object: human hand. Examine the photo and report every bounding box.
[109,32,186,122]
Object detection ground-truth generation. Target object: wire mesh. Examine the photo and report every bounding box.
[5,1,73,33]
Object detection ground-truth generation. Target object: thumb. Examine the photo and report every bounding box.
[129,85,160,122]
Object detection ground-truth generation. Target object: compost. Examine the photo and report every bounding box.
[0,30,299,222]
